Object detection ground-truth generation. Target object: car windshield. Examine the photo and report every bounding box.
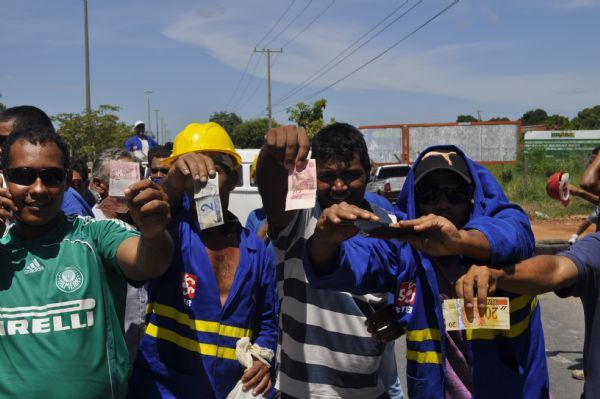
[377,166,410,179]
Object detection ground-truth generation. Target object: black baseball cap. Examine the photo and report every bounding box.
[414,150,472,185]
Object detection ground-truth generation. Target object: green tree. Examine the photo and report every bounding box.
[0,102,5,113]
[209,111,243,134]
[286,98,327,139]
[544,114,571,130]
[488,117,510,122]
[53,104,132,162]
[456,115,478,123]
[521,109,548,126]
[571,105,600,130]
[231,118,280,148]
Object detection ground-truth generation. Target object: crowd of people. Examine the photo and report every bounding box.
[0,104,598,399]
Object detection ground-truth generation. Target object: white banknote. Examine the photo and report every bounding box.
[194,173,224,229]
[285,159,317,211]
[108,160,140,197]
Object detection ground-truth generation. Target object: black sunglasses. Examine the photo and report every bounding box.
[150,167,170,175]
[416,185,473,205]
[5,167,67,186]
[318,170,364,185]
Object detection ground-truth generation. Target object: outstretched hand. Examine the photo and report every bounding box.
[125,180,171,238]
[391,214,463,257]
[315,202,380,245]
[263,125,310,169]
[455,265,500,320]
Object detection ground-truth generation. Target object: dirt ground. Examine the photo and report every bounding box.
[531,215,595,241]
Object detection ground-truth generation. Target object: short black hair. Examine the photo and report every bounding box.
[148,145,172,167]
[311,122,370,173]
[592,146,600,155]
[2,126,70,170]
[70,158,89,182]
[0,106,54,132]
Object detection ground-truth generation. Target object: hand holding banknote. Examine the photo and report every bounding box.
[167,152,217,191]
[126,179,171,238]
[162,152,217,211]
[442,297,510,331]
[264,125,310,169]
[455,264,506,321]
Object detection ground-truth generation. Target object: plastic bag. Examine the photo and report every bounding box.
[225,337,274,399]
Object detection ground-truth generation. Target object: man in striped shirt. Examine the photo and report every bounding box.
[257,123,402,398]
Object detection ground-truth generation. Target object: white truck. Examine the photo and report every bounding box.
[366,164,411,203]
[228,148,262,225]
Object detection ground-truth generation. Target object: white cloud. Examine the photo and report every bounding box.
[163,2,600,113]
[552,0,600,8]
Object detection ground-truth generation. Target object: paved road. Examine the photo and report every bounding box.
[394,292,585,398]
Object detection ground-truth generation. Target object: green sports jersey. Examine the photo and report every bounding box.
[0,214,139,399]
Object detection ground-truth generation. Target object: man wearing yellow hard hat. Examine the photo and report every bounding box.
[129,122,278,399]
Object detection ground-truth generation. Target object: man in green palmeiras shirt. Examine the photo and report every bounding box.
[0,126,173,398]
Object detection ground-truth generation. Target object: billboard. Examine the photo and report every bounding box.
[523,130,600,156]
[360,122,520,164]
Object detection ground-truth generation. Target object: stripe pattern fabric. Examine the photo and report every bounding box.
[273,208,389,399]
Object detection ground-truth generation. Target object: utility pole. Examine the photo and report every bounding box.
[154,109,160,141]
[476,110,483,122]
[160,117,165,144]
[254,48,282,129]
[83,0,91,113]
[144,90,152,134]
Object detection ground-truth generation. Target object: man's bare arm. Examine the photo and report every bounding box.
[116,180,173,281]
[256,126,310,234]
[456,255,579,315]
[581,155,600,195]
[569,183,600,205]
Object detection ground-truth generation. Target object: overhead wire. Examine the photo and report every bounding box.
[251,0,337,118]
[235,0,320,116]
[277,0,460,109]
[273,0,412,107]
[230,54,263,111]
[224,0,296,110]
[273,0,336,66]
[264,0,314,49]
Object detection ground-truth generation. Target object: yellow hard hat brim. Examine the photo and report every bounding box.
[161,149,242,169]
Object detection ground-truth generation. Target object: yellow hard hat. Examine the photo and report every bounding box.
[250,154,259,178]
[162,122,241,168]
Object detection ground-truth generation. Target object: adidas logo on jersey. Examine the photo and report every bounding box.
[24,259,44,275]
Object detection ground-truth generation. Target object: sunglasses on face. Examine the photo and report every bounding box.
[5,167,67,186]
[416,185,473,205]
[150,167,170,175]
[318,170,364,185]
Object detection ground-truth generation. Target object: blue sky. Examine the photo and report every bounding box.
[1,0,599,141]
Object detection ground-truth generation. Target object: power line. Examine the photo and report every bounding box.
[230,54,263,111]
[264,0,314,49]
[278,0,460,108]
[233,0,316,114]
[255,0,296,49]
[276,0,422,107]
[272,0,336,66]
[253,0,337,119]
[254,48,283,129]
[273,0,412,106]
[236,72,266,115]
[224,0,296,110]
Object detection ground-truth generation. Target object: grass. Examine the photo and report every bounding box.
[485,149,596,219]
